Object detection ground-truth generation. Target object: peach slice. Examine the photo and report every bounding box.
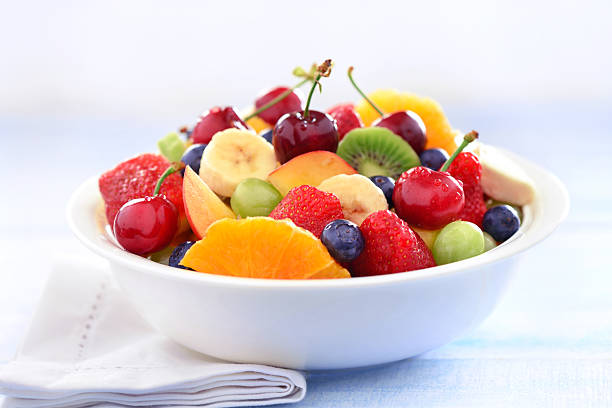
[267,151,357,196]
[410,226,441,250]
[183,166,235,239]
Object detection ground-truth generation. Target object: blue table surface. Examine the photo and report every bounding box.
[1,103,611,407]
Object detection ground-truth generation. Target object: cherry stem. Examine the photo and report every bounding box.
[153,163,185,196]
[440,130,479,172]
[303,73,322,119]
[347,66,384,117]
[242,78,310,122]
[303,59,332,119]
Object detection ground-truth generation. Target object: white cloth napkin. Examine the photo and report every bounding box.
[0,257,306,408]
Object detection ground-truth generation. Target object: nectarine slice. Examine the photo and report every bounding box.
[183,166,235,238]
[267,151,357,196]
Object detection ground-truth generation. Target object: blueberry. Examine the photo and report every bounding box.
[169,241,196,270]
[180,144,207,175]
[369,176,395,208]
[320,219,365,263]
[420,148,449,170]
[482,205,520,242]
[260,129,273,144]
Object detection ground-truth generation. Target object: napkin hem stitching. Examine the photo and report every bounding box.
[75,281,108,363]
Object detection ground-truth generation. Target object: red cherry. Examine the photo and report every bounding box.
[347,66,427,153]
[191,106,248,144]
[114,195,178,255]
[272,60,337,164]
[327,103,363,140]
[392,166,465,229]
[392,131,479,229]
[373,111,426,154]
[255,86,303,125]
[273,110,339,164]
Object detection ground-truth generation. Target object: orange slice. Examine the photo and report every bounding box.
[245,115,270,134]
[180,217,350,279]
[355,89,458,155]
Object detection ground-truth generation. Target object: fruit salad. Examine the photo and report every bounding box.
[97,60,535,279]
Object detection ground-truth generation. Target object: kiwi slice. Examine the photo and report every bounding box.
[337,127,420,179]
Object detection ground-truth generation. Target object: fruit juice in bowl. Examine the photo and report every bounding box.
[68,60,569,369]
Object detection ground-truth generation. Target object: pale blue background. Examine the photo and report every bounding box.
[1,0,612,406]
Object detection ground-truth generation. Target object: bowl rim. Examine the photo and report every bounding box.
[67,147,569,289]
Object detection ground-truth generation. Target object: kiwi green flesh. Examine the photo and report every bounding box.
[336,127,420,179]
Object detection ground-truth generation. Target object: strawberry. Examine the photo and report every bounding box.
[352,210,435,277]
[446,152,486,227]
[459,184,487,227]
[446,152,481,186]
[327,103,363,140]
[99,154,184,226]
[269,185,344,237]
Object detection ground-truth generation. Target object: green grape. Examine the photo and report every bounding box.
[432,221,485,265]
[157,132,186,162]
[149,245,175,265]
[231,178,283,218]
[483,231,497,252]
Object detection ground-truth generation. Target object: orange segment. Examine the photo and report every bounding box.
[355,89,458,155]
[180,217,350,279]
[309,262,352,279]
[245,115,271,134]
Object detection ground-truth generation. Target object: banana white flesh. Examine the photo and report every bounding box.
[478,144,535,206]
[318,174,388,225]
[199,129,278,197]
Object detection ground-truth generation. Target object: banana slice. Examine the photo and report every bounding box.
[199,129,278,197]
[479,144,535,206]
[318,174,388,225]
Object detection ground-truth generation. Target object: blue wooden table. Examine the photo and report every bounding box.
[1,104,610,407]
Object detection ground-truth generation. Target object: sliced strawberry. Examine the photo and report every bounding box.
[446,152,481,187]
[99,154,184,226]
[352,210,435,276]
[459,184,487,227]
[269,185,344,237]
[446,152,486,227]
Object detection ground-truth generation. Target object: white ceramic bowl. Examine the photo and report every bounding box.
[67,148,568,370]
